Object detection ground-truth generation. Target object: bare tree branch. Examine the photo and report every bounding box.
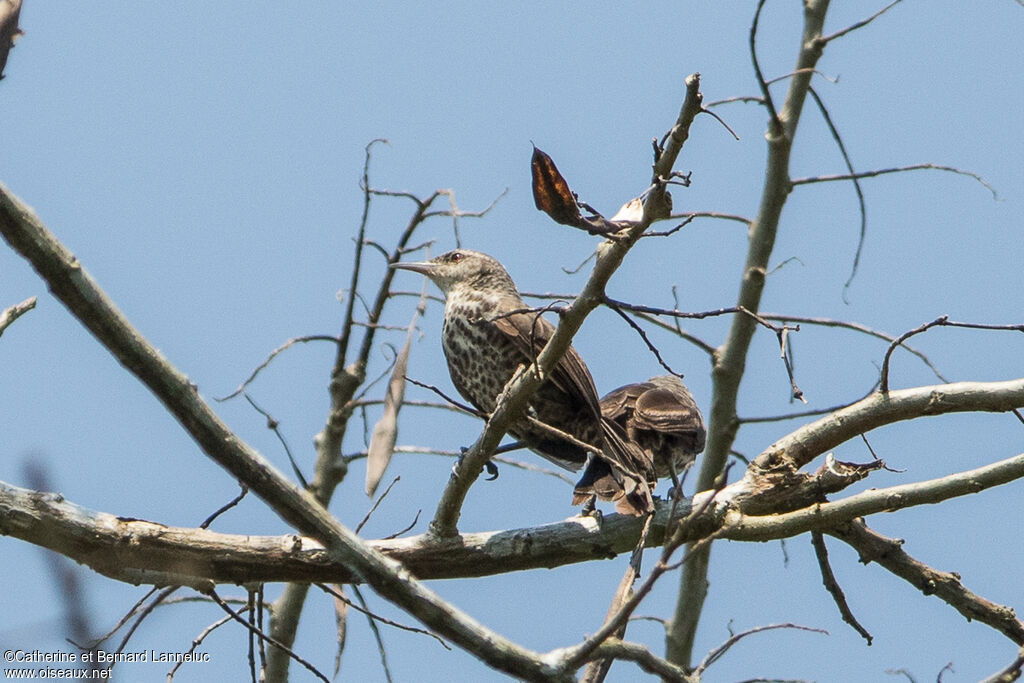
[880,316,1024,393]
[206,588,329,683]
[810,531,872,644]
[819,0,905,44]
[805,85,868,300]
[729,452,1024,543]
[315,583,451,650]
[749,0,781,131]
[693,623,828,677]
[829,520,1024,646]
[753,378,1024,473]
[0,295,35,338]
[791,163,998,199]
[216,335,340,401]
[977,646,1024,683]
[585,639,690,682]
[761,313,949,382]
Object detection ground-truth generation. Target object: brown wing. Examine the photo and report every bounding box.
[632,388,703,434]
[490,305,603,417]
[491,305,656,513]
[632,378,707,455]
[599,381,656,422]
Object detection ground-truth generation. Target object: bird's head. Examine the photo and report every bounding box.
[390,249,519,298]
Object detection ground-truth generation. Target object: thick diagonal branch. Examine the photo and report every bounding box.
[0,182,568,683]
[828,519,1024,645]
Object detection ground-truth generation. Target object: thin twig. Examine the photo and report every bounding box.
[0,296,35,338]
[668,211,752,226]
[694,622,828,676]
[805,86,867,301]
[216,335,340,401]
[166,613,235,681]
[765,67,838,86]
[403,376,484,417]
[750,0,781,132]
[791,163,998,199]
[316,584,451,650]
[356,476,401,534]
[761,312,949,382]
[880,316,1024,392]
[351,585,394,683]
[604,299,685,377]
[810,531,872,644]
[820,0,905,44]
[103,587,179,676]
[198,483,249,529]
[704,95,765,108]
[739,383,876,424]
[382,509,422,540]
[344,446,577,485]
[243,394,308,488]
[207,588,329,683]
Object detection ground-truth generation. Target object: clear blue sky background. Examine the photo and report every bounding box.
[2,2,1022,681]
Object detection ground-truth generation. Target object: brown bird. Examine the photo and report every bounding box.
[599,375,706,484]
[391,249,655,515]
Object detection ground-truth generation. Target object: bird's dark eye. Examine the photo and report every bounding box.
[448,251,463,262]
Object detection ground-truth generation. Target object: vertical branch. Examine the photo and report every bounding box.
[666,0,832,667]
[268,180,443,676]
[336,139,388,365]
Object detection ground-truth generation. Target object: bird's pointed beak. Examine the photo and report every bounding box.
[390,260,437,277]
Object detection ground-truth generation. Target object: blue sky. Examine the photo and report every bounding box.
[2,2,1023,681]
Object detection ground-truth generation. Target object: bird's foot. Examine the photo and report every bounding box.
[666,484,681,501]
[484,460,499,481]
[579,495,602,526]
[452,447,469,476]
[452,447,500,481]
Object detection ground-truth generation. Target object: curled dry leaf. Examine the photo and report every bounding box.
[365,336,411,496]
[531,145,583,227]
[332,584,348,678]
